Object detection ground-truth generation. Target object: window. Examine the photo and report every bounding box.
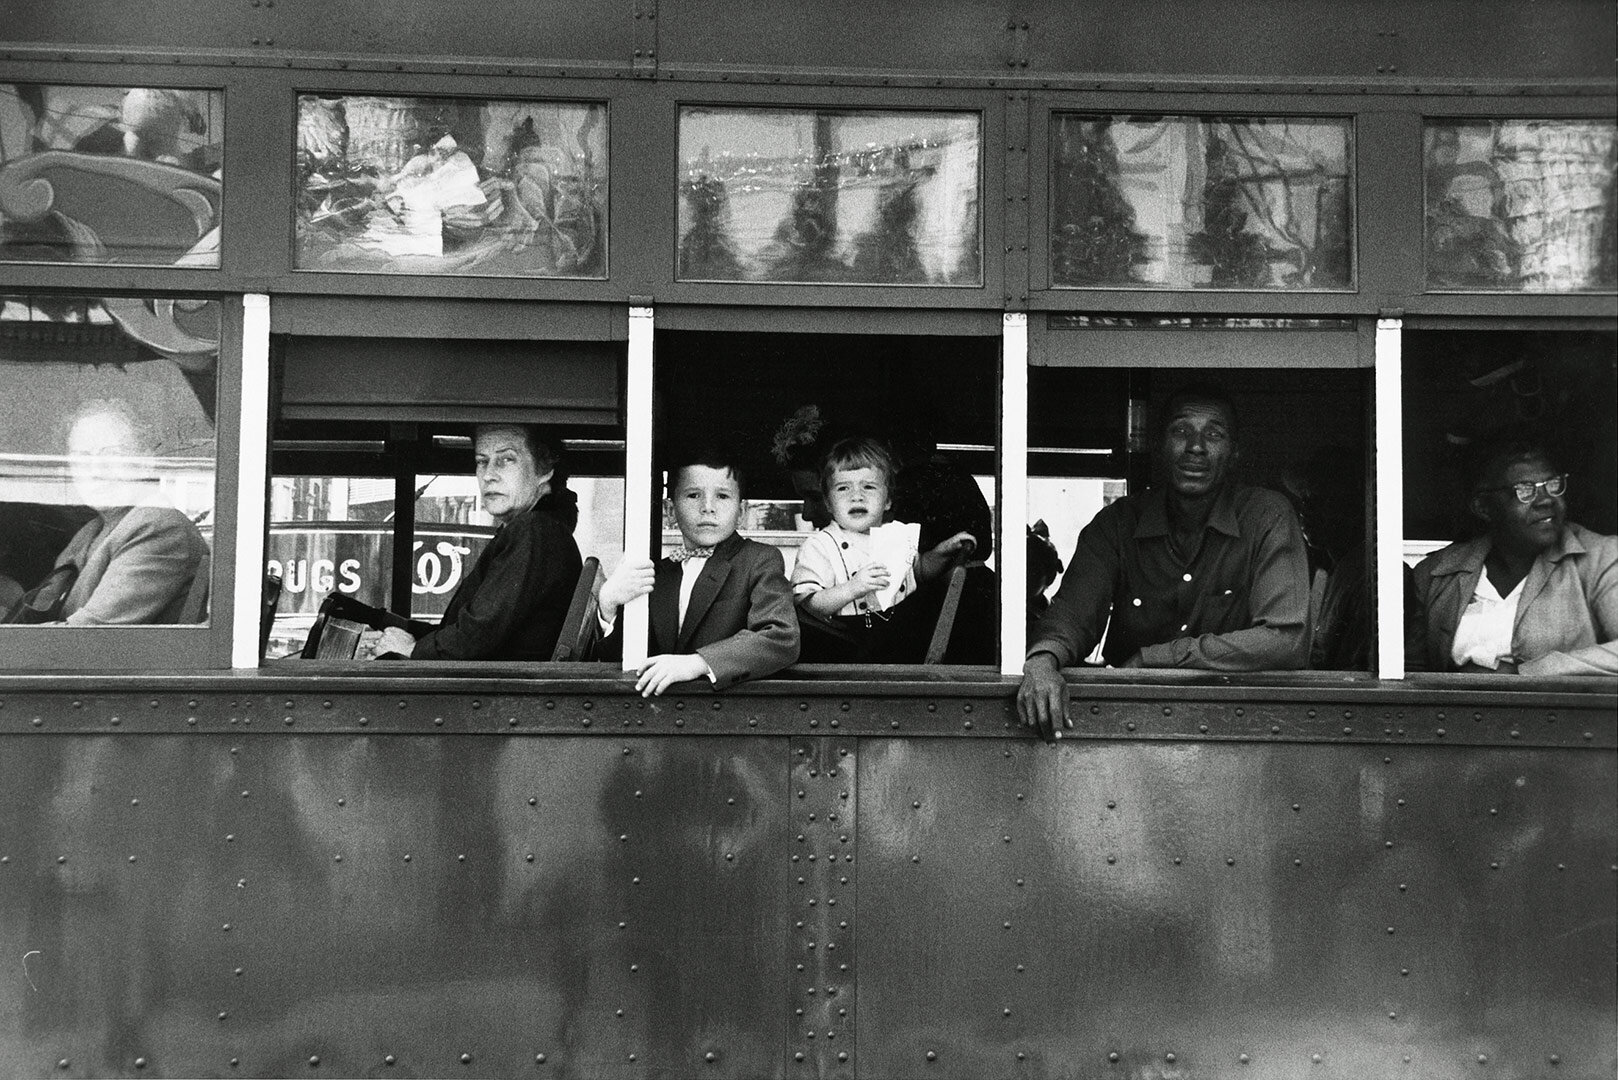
[1424,118,1617,293]
[656,328,999,664]
[1401,328,1615,676]
[0,83,223,267]
[1,294,218,631]
[1049,114,1353,290]
[295,94,608,278]
[676,107,982,285]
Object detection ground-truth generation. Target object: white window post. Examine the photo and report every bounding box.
[231,294,271,668]
[1375,316,1405,680]
[622,302,655,670]
[1000,313,1030,676]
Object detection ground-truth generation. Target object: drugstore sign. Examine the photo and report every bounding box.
[266,523,494,619]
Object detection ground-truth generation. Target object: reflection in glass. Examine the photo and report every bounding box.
[1050,114,1352,289]
[0,84,223,267]
[1,296,217,628]
[1425,119,1617,292]
[296,94,607,277]
[677,107,981,285]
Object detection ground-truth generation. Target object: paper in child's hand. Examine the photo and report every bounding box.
[868,521,920,610]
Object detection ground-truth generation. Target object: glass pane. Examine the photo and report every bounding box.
[266,477,396,659]
[677,107,982,285]
[1050,114,1353,290]
[1425,119,1617,292]
[0,84,223,267]
[0,295,217,629]
[296,94,608,277]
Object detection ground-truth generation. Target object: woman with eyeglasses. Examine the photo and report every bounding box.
[1408,428,1616,675]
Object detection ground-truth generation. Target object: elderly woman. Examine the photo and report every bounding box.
[1409,430,1616,676]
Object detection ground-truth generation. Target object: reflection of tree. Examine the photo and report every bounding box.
[762,114,847,283]
[850,172,926,284]
[678,175,745,280]
[1186,125,1273,287]
[1050,118,1149,286]
[1424,125,1517,289]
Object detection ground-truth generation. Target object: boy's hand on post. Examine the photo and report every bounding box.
[599,557,656,617]
[634,653,711,696]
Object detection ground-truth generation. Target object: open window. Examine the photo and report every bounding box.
[1027,316,1374,673]
[267,324,624,660]
[653,327,1001,665]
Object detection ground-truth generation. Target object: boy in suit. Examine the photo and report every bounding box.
[594,451,799,695]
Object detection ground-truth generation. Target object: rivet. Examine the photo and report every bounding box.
[1436,729,1446,737]
[841,703,851,712]
[403,855,411,862]
[1343,727,1352,735]
[1271,725,1281,734]
[386,1055,397,1065]
[31,718,42,727]
[135,1059,146,1069]
[1478,1055,1487,1064]
[912,855,920,863]
[582,718,592,727]
[1550,1054,1560,1064]
[460,1054,472,1064]
[129,855,138,863]
[309,1056,319,1067]
[1106,855,1116,864]
[1386,841,1394,849]
[358,716,368,726]
[1166,1053,1176,1063]
[219,1011,228,1020]
[284,716,293,726]
[1490,861,1499,869]
[1199,724,1209,733]
[57,855,66,864]
[337,798,346,806]
[1294,859,1302,866]
[913,800,922,809]
[1015,877,1024,886]
[1126,723,1136,731]
[1173,857,1182,865]
[1016,964,1024,971]
[1003,834,1012,843]
[1226,857,1236,866]
[1386,926,1395,934]
[131,798,140,806]
[839,1052,849,1062]
[1240,1053,1249,1064]
[226,834,235,842]
[434,718,444,726]
[794,1053,805,1062]
[706,1051,717,1062]
[58,1061,69,1070]
[1107,801,1116,809]
[1401,968,1409,976]
[1312,1053,1322,1063]
[1003,1008,1012,1016]
[222,923,231,931]
[1109,1052,1119,1063]
[234,967,243,975]
[926,1051,937,1061]
[1399,883,1407,891]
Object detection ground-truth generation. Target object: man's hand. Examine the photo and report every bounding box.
[599,557,656,619]
[1017,652,1070,743]
[634,653,711,697]
[375,626,417,658]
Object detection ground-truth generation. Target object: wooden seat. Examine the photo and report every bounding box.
[923,559,971,664]
[551,557,603,661]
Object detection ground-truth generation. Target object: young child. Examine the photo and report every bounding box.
[791,437,975,661]
[593,450,800,696]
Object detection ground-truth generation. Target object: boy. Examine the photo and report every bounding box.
[594,450,800,695]
[791,436,975,661]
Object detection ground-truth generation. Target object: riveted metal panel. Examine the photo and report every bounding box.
[856,736,1618,1079]
[0,732,788,1077]
[788,737,857,1077]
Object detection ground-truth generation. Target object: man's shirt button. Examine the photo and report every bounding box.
[841,542,849,549]
[1132,597,1142,607]
[1181,624,1189,632]
[1182,573,1193,582]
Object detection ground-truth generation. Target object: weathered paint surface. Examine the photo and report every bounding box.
[0,677,1611,1078]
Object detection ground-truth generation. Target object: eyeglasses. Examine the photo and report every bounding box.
[1477,474,1568,504]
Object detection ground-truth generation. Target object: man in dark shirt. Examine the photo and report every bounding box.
[1018,384,1310,740]
[376,423,582,660]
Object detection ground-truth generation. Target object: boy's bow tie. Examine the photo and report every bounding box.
[668,546,715,564]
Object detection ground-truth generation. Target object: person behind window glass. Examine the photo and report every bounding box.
[1284,445,1371,670]
[591,447,799,695]
[1407,429,1616,676]
[375,424,581,660]
[1018,383,1311,741]
[48,398,210,625]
